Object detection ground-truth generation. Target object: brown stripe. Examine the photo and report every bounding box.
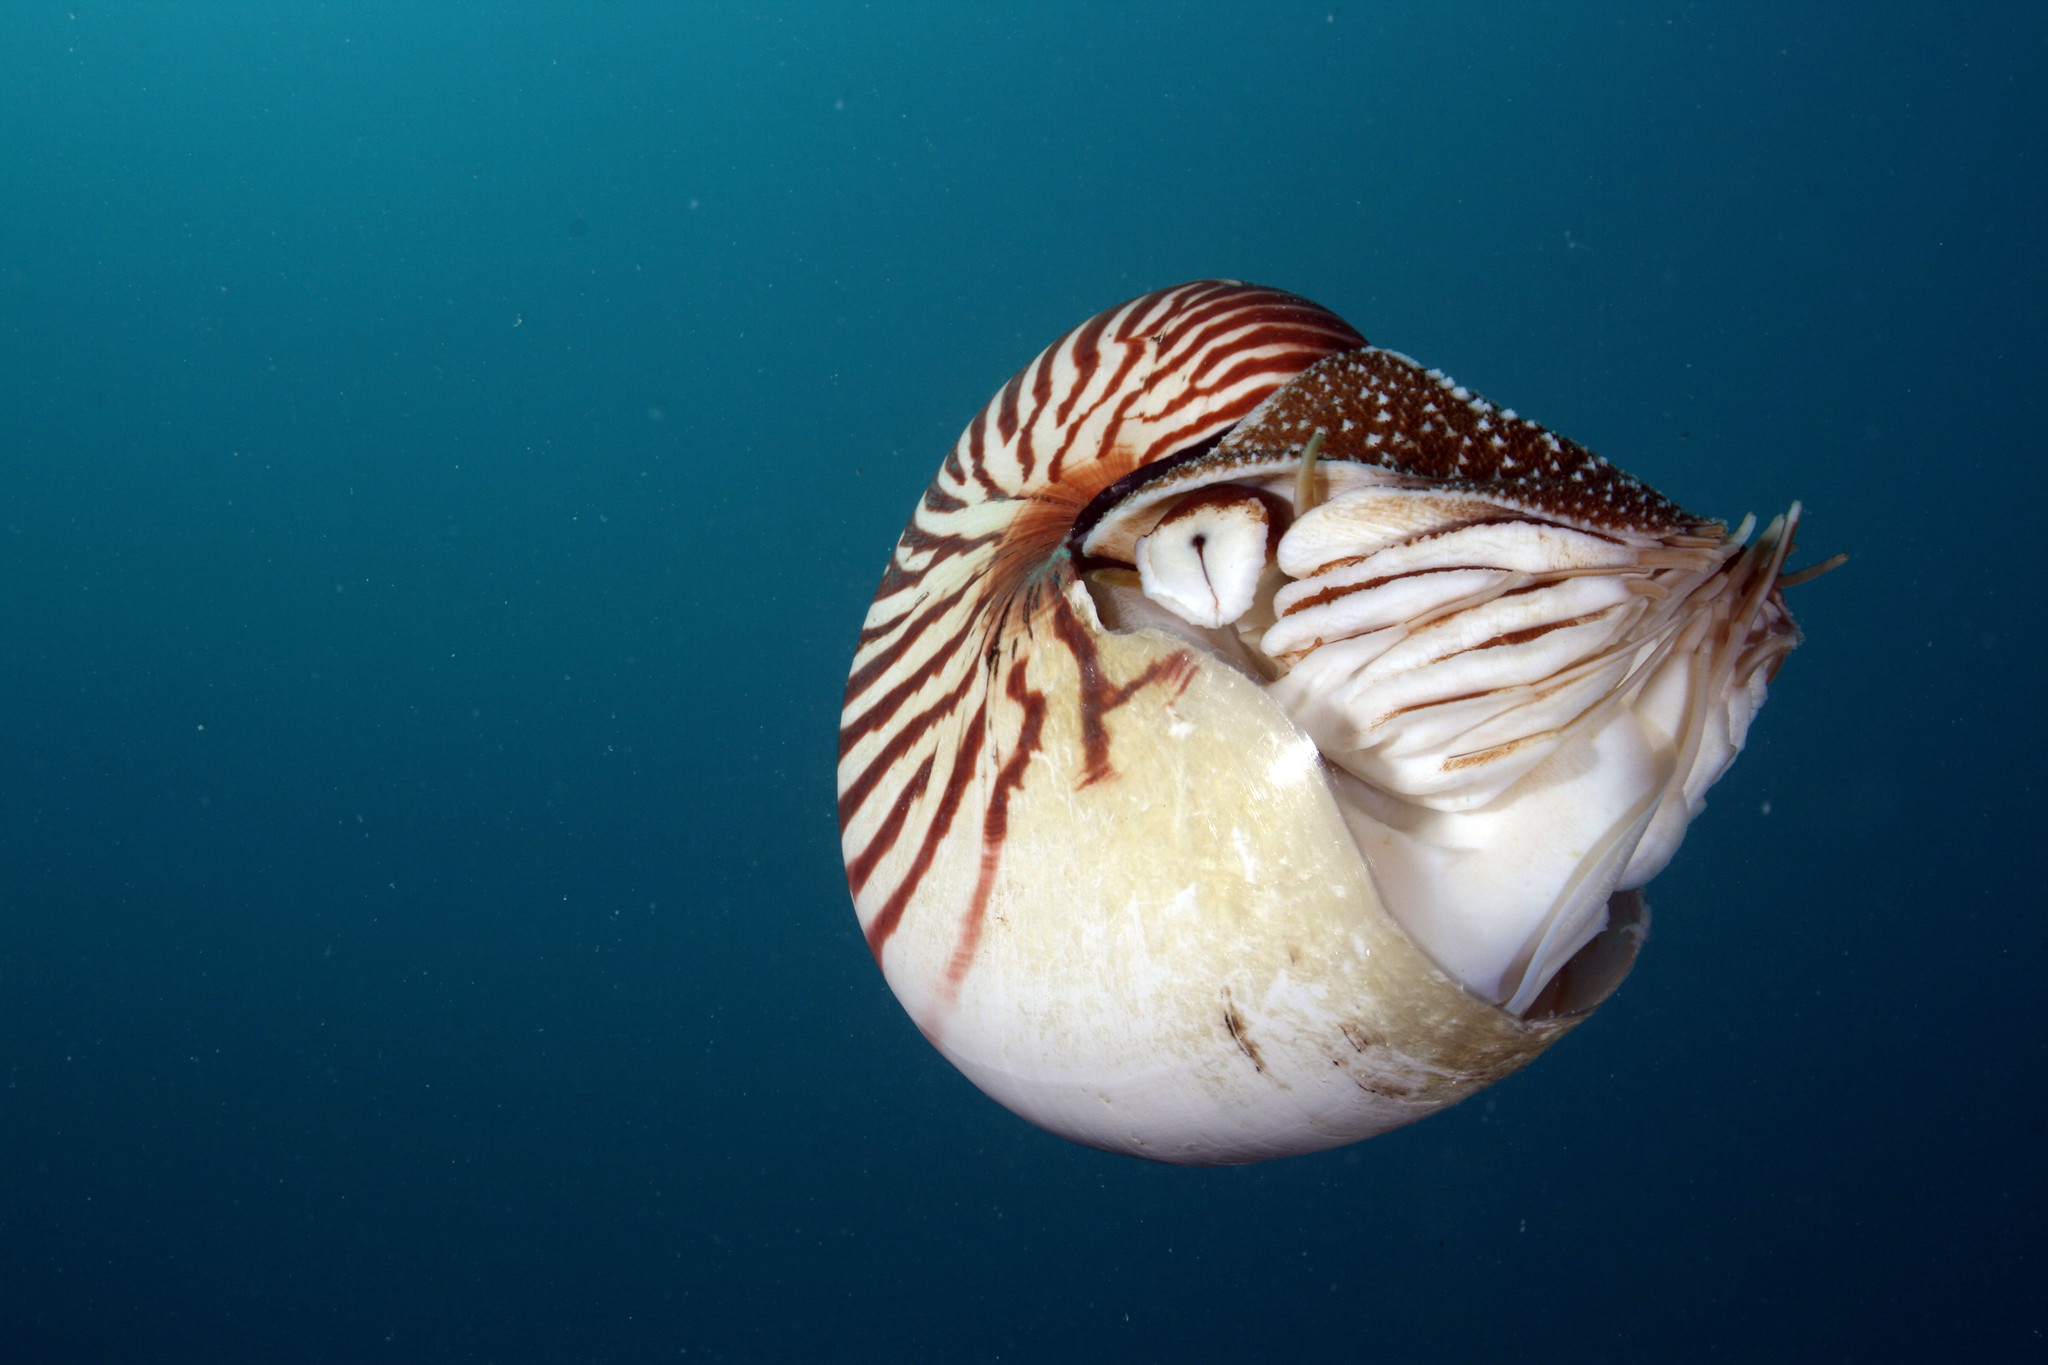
[1279,564,1502,616]
[921,481,968,515]
[1015,348,1056,482]
[865,523,1004,613]
[841,605,982,760]
[1047,586,1196,788]
[942,650,1049,992]
[994,368,1024,444]
[838,656,979,831]
[846,752,933,895]
[848,577,979,696]
[1448,610,1608,658]
[1052,306,1113,430]
[865,694,988,960]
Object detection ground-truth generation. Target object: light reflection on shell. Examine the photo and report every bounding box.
[838,281,1812,1164]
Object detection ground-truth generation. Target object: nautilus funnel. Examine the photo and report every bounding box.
[837,281,1821,1165]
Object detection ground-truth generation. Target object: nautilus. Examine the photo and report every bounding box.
[838,282,1827,1165]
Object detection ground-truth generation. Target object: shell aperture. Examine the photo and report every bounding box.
[838,282,1811,1164]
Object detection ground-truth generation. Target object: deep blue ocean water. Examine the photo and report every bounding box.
[2,4,2041,1361]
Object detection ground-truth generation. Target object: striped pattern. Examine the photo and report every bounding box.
[837,281,1362,987]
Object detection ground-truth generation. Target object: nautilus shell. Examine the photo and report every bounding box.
[838,281,1818,1165]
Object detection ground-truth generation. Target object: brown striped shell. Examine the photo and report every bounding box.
[838,281,1809,1164]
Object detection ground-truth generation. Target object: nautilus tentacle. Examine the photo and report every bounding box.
[839,281,1815,1164]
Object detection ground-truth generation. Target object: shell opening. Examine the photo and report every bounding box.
[1091,459,1805,1017]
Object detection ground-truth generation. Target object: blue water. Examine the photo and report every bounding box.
[2,4,2040,1360]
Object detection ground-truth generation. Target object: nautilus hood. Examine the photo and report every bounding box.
[837,281,1824,1165]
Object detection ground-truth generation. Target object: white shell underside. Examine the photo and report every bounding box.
[891,582,1583,1164]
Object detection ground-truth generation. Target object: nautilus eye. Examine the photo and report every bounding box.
[838,281,1829,1165]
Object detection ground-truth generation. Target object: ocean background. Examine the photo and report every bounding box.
[3,4,2041,1360]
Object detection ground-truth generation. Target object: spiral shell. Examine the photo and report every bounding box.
[838,282,1807,1165]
